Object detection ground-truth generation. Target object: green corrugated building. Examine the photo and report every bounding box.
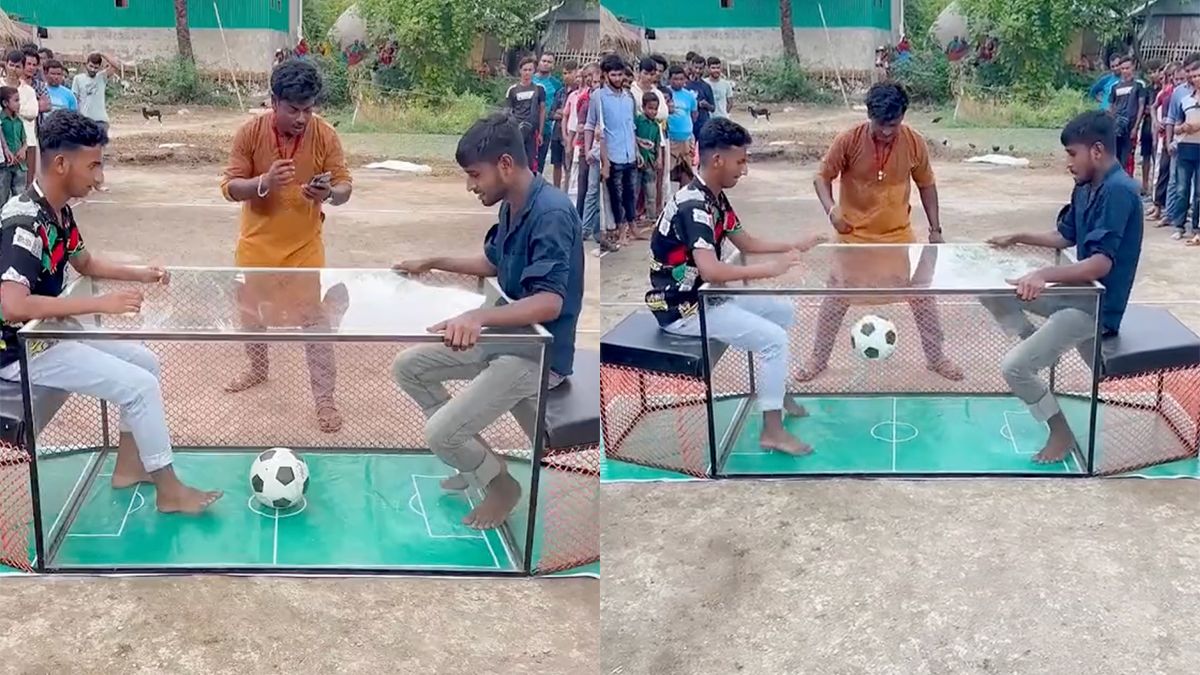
[1,0,299,73]
[602,0,902,69]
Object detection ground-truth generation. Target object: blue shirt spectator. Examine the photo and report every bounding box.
[484,175,584,377]
[586,85,637,165]
[1089,72,1118,109]
[1167,82,1197,125]
[533,72,562,137]
[1056,163,1143,334]
[667,86,697,142]
[47,84,77,112]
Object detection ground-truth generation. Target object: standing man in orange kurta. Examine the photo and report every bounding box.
[219,60,353,432]
[799,82,962,382]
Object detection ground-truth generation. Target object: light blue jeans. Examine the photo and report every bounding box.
[2,341,173,472]
[663,296,794,412]
[582,160,601,242]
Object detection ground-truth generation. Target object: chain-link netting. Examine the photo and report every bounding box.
[0,441,30,571]
[600,363,713,477]
[1093,366,1200,474]
[536,443,599,574]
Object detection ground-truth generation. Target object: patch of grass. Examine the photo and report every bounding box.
[339,133,461,163]
[138,57,233,106]
[327,93,494,136]
[939,87,1093,129]
[743,58,833,104]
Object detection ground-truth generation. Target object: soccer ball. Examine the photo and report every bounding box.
[850,315,898,360]
[250,448,309,509]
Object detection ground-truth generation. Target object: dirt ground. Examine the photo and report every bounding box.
[601,108,1200,674]
[0,116,600,674]
[0,575,597,674]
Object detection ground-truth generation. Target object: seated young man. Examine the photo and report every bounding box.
[0,111,220,513]
[984,110,1143,464]
[392,113,583,530]
[646,117,824,455]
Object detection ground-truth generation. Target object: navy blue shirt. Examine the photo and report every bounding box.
[1056,163,1143,334]
[685,78,714,134]
[484,176,583,377]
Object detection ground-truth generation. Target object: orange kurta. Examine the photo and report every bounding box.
[819,122,936,304]
[220,113,351,326]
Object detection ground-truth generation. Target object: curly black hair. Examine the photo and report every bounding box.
[39,110,109,156]
[865,82,909,124]
[456,113,527,169]
[271,58,323,104]
[698,117,752,163]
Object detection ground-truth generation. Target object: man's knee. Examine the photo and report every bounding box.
[757,324,790,361]
[118,367,162,408]
[126,345,161,378]
[391,347,427,387]
[999,347,1034,387]
[762,298,796,328]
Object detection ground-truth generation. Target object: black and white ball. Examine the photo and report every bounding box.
[850,315,898,360]
[250,448,309,509]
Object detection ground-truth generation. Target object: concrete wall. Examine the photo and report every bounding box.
[42,27,293,74]
[643,27,892,70]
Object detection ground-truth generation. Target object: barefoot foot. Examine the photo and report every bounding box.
[316,402,343,434]
[793,363,827,383]
[464,472,522,530]
[760,429,813,456]
[224,370,267,393]
[784,398,808,418]
[157,486,223,514]
[1032,435,1075,464]
[111,470,153,489]
[927,357,965,381]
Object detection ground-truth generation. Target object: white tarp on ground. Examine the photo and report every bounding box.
[363,160,432,174]
[965,154,1030,167]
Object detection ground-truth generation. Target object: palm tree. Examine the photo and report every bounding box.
[174,0,194,62]
[779,0,799,61]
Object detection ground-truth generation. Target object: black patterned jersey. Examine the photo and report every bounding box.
[645,176,742,326]
[0,183,86,366]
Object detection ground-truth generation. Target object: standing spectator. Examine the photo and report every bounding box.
[570,64,598,217]
[631,58,668,221]
[1151,62,1181,223]
[1090,54,1122,109]
[705,57,735,118]
[1139,59,1164,197]
[72,52,119,134]
[686,54,715,135]
[532,53,562,177]
[505,57,546,174]
[5,51,40,187]
[666,65,699,191]
[1106,56,1144,178]
[580,65,607,251]
[1164,54,1200,239]
[586,54,638,248]
[650,54,669,89]
[547,60,577,190]
[564,63,593,203]
[44,60,77,113]
[0,86,26,205]
[634,91,663,231]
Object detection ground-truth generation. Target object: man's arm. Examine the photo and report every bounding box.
[1006,231,1073,249]
[221,124,283,203]
[726,229,793,255]
[1034,254,1112,285]
[0,223,109,321]
[0,282,109,323]
[424,254,497,277]
[69,250,154,282]
[912,140,942,239]
[692,247,791,283]
[309,124,352,206]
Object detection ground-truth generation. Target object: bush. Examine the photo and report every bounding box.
[743,58,832,104]
[953,86,1093,128]
[140,57,229,105]
[334,92,492,135]
[893,52,953,104]
[312,55,352,108]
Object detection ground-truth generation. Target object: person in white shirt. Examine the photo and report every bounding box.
[3,50,42,187]
[705,57,735,118]
[631,57,668,221]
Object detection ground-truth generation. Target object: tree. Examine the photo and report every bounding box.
[956,0,1127,98]
[174,0,194,63]
[779,0,799,61]
[357,0,553,91]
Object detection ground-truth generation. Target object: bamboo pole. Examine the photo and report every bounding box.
[817,3,851,109]
[212,1,245,110]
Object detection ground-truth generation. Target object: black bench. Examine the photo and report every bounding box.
[0,380,70,460]
[543,349,600,452]
[1099,305,1200,378]
[1091,304,1200,474]
[600,310,727,379]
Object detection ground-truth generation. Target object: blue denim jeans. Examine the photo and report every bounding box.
[1169,154,1200,234]
[582,159,602,242]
